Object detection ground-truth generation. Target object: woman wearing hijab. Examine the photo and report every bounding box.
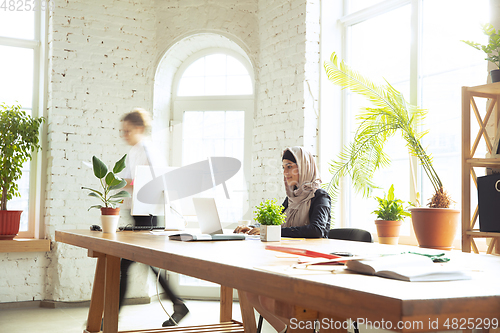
[235,146,331,238]
[234,146,331,333]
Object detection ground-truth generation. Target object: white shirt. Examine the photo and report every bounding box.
[120,139,167,209]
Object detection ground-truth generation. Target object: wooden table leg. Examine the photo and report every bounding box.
[220,286,233,322]
[103,255,121,333]
[237,290,256,333]
[86,251,106,333]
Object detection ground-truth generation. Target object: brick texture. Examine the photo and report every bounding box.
[0,0,321,304]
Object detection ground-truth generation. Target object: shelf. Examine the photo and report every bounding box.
[465,231,500,238]
[0,238,51,253]
[462,82,500,253]
[464,82,500,95]
[466,158,500,167]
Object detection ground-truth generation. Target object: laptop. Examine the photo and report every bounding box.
[168,198,245,241]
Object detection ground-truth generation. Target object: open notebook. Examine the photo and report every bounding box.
[168,198,245,241]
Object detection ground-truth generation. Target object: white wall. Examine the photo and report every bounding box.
[0,0,320,304]
[250,0,320,208]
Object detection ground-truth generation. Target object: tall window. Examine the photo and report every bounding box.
[170,51,254,297]
[339,0,489,238]
[0,9,45,237]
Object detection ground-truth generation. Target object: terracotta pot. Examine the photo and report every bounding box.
[100,207,120,233]
[374,220,402,245]
[100,207,120,215]
[0,210,23,240]
[409,207,460,250]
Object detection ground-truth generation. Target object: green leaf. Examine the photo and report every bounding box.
[109,179,127,190]
[113,154,127,174]
[92,156,107,179]
[109,190,131,199]
[81,187,103,197]
[105,172,121,187]
[88,205,103,211]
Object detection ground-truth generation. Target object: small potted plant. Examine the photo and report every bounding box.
[0,103,44,239]
[254,199,286,242]
[372,185,411,245]
[462,23,500,82]
[82,155,130,233]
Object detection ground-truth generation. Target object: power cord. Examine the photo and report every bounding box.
[155,268,178,326]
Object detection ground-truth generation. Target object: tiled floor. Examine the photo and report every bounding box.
[0,299,275,333]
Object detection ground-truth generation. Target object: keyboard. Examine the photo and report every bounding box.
[119,225,165,231]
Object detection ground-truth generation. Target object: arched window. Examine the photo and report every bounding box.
[172,49,254,223]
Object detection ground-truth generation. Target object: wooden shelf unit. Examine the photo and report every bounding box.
[462,82,500,254]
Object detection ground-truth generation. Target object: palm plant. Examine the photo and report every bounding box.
[324,52,452,209]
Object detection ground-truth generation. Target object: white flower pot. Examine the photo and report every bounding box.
[101,215,120,233]
[260,225,281,242]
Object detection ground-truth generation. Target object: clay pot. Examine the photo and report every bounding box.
[0,210,23,240]
[100,207,120,233]
[409,207,460,250]
[375,220,402,245]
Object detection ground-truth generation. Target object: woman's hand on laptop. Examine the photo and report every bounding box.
[233,226,260,235]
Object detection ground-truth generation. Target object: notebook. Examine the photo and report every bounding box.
[168,198,245,241]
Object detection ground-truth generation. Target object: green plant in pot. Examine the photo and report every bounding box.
[254,199,286,242]
[0,103,44,240]
[324,52,459,250]
[372,184,411,245]
[462,23,500,83]
[82,155,130,233]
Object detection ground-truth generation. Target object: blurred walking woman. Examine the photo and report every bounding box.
[119,108,189,327]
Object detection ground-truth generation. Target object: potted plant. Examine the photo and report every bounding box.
[372,185,411,245]
[0,103,44,240]
[82,155,130,233]
[462,23,500,82]
[254,199,286,242]
[324,52,459,250]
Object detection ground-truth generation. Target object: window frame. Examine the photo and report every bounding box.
[336,0,489,248]
[0,9,48,238]
[169,48,254,298]
[171,48,254,219]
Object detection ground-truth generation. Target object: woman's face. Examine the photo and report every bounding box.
[282,159,299,187]
[121,121,144,146]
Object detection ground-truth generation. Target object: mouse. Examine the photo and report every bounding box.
[90,225,102,231]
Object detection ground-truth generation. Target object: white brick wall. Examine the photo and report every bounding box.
[250,0,320,209]
[0,0,321,304]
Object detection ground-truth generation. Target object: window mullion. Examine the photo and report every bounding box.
[409,0,421,205]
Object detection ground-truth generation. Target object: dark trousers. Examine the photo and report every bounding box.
[118,215,183,311]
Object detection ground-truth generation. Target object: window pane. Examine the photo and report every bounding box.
[0,45,34,108]
[420,0,489,206]
[182,110,245,223]
[177,54,252,96]
[346,5,411,229]
[0,10,34,40]
[350,5,411,85]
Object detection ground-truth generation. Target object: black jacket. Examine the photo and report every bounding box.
[280,188,331,238]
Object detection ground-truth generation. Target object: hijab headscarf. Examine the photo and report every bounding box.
[282,147,321,228]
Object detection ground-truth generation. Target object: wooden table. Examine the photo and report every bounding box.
[55,230,500,333]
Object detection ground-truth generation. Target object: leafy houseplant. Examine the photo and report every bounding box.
[254,199,286,242]
[372,185,411,245]
[82,155,130,233]
[0,103,44,239]
[324,52,459,249]
[462,23,500,82]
